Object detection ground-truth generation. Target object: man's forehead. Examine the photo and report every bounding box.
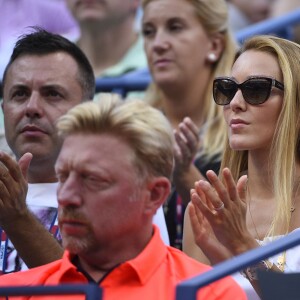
[7,52,78,75]
[57,133,134,165]
[4,54,80,91]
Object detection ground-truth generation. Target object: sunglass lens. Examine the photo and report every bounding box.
[243,79,272,105]
[213,79,237,105]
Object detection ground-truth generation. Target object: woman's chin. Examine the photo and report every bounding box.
[229,140,250,151]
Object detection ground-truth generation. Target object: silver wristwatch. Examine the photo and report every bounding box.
[240,260,273,281]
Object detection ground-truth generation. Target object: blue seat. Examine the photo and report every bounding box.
[0,283,102,299]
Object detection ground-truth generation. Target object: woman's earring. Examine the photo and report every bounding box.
[208,53,217,62]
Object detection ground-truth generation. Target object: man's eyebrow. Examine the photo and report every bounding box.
[6,84,29,97]
[40,85,67,94]
[9,84,28,89]
[40,84,65,90]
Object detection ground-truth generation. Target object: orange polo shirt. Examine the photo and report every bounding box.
[0,226,246,300]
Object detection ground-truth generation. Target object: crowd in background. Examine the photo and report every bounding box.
[0,0,300,82]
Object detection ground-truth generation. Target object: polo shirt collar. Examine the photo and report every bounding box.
[122,225,167,284]
[55,225,167,285]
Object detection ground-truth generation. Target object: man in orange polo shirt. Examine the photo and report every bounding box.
[0,95,246,300]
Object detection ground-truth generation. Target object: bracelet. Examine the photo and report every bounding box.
[240,260,273,281]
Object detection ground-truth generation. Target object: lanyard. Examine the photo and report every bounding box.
[0,230,8,274]
[0,211,60,274]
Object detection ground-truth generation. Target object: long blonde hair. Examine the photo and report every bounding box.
[220,35,300,236]
[142,0,237,161]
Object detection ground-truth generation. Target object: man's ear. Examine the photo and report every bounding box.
[144,177,171,215]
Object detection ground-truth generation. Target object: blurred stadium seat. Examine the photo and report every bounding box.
[257,270,300,300]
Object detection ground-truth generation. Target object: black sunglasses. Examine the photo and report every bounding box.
[213,76,284,106]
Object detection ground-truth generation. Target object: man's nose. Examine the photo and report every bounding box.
[25,92,44,118]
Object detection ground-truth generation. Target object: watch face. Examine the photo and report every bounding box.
[242,260,273,281]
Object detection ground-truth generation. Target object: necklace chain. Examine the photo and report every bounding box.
[247,185,288,272]
[247,186,262,241]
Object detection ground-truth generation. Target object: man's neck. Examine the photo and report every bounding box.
[74,255,119,283]
[160,84,207,129]
[27,163,57,184]
[78,19,138,76]
[74,226,154,282]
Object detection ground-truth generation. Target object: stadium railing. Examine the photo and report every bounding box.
[236,8,300,43]
[175,230,300,300]
[0,283,102,299]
